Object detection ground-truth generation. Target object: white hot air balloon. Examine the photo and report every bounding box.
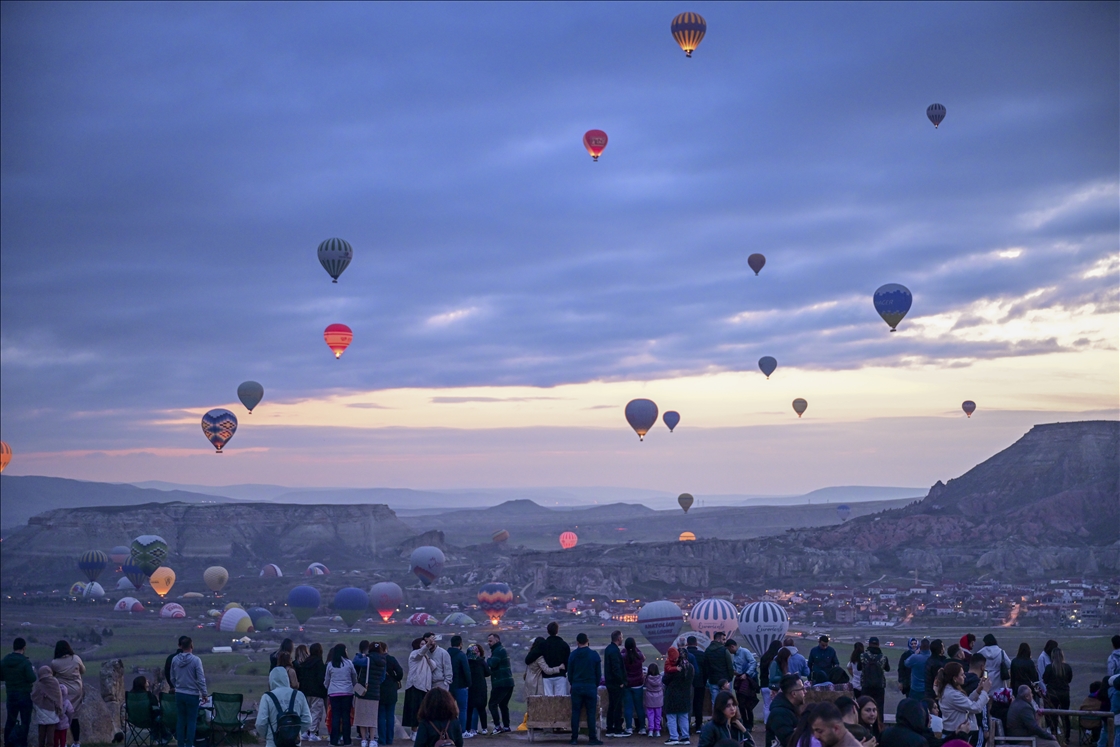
[688,598,739,638]
[737,601,790,656]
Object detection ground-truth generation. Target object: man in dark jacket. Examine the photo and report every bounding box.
[2,637,37,747]
[380,645,404,745]
[767,674,805,747]
[567,634,603,746]
[880,699,933,747]
[604,631,626,737]
[808,636,840,679]
[163,635,189,694]
[859,636,891,720]
[1007,686,1059,747]
[685,637,706,734]
[923,640,948,699]
[543,622,572,696]
[449,636,472,731]
[704,632,735,703]
[486,634,514,733]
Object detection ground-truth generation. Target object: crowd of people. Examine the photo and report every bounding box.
[2,629,1118,747]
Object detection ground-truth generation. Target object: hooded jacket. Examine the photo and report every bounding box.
[664,648,694,714]
[31,667,64,718]
[765,692,799,747]
[977,644,1011,689]
[430,644,454,689]
[623,647,647,688]
[898,639,918,688]
[643,672,664,708]
[880,699,933,747]
[0,651,37,694]
[256,667,311,747]
[171,651,207,697]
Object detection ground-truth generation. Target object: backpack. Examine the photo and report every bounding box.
[861,652,885,690]
[434,721,457,747]
[265,690,302,747]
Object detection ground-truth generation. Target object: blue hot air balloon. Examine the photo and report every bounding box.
[836,504,851,521]
[237,381,264,413]
[663,411,680,432]
[288,585,321,624]
[78,550,109,582]
[758,357,777,379]
[873,284,913,332]
[333,587,370,626]
[625,399,659,441]
[201,409,238,452]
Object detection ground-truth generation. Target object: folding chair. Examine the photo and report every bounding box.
[122,692,157,747]
[208,692,254,747]
[159,693,212,747]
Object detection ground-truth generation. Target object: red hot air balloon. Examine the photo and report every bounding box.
[962,401,976,418]
[583,130,608,161]
[747,253,766,276]
[324,324,353,359]
[559,531,578,550]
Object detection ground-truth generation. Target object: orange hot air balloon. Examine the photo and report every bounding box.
[559,531,578,550]
[583,130,608,161]
[679,531,696,542]
[0,441,10,473]
[149,567,176,598]
[324,324,353,359]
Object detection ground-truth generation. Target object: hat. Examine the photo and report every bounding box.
[819,635,829,642]
[868,636,880,645]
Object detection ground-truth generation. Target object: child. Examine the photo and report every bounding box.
[644,663,664,738]
[54,683,75,747]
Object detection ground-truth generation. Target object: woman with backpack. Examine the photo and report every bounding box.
[414,687,464,747]
[325,644,358,746]
[257,667,312,747]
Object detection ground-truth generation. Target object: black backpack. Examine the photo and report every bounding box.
[265,690,302,747]
[861,652,885,689]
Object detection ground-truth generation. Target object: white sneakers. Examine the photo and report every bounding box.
[362,740,369,747]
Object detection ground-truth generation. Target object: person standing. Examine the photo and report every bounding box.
[404,638,436,741]
[726,639,759,731]
[808,636,840,680]
[684,637,707,735]
[703,632,734,706]
[622,637,647,735]
[663,647,693,746]
[906,640,931,702]
[524,638,564,698]
[49,641,85,747]
[1009,643,1039,694]
[859,637,890,724]
[298,643,329,742]
[278,651,300,689]
[1105,635,1120,747]
[163,636,189,695]
[428,634,453,692]
[170,637,209,747]
[760,640,783,724]
[567,633,603,746]
[644,663,664,739]
[379,643,404,746]
[2,637,37,747]
[958,635,976,658]
[783,638,810,679]
[847,643,865,699]
[1042,647,1072,744]
[543,622,572,697]
[604,631,626,738]
[355,642,387,747]
[898,638,918,699]
[485,634,514,733]
[257,666,312,747]
[977,634,1011,691]
[31,666,63,747]
[272,639,295,671]
[465,644,490,736]
[447,636,472,732]
[325,643,357,746]
[923,640,948,699]
[766,674,805,747]
[934,661,990,747]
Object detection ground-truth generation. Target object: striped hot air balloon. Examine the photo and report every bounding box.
[559,531,578,550]
[318,238,353,283]
[679,531,696,542]
[324,324,353,359]
[305,562,330,576]
[927,103,946,128]
[671,12,706,57]
[689,598,739,637]
[737,601,789,655]
[477,582,514,625]
[0,441,11,473]
[78,550,109,582]
[492,529,510,544]
[260,563,283,578]
[219,607,254,633]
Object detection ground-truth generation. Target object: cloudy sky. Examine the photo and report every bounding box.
[2,2,1117,495]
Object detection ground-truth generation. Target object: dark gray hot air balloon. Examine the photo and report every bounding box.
[792,398,808,418]
[927,103,946,128]
[625,399,659,441]
[678,493,694,513]
[318,238,353,283]
[758,357,777,379]
[747,253,766,275]
[237,381,264,413]
[663,411,680,432]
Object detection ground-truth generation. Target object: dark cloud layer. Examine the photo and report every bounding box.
[2,3,1117,439]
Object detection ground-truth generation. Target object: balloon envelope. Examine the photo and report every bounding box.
[305,563,329,576]
[69,582,88,597]
[79,550,109,582]
[160,603,186,619]
[638,600,684,654]
[224,602,243,611]
[873,283,913,331]
[583,130,608,161]
[836,504,851,521]
[747,253,766,275]
[477,582,514,624]
[678,493,694,513]
[116,576,136,591]
[792,398,808,418]
[927,103,946,128]
[149,567,176,598]
[737,601,789,656]
[318,238,353,283]
[109,546,131,564]
[370,582,404,622]
[324,324,353,359]
[625,399,659,441]
[689,598,739,638]
[962,401,976,418]
[130,535,169,577]
[671,12,706,56]
[663,411,680,432]
[288,585,321,624]
[758,356,777,379]
[201,409,238,452]
[0,441,10,473]
[237,381,264,413]
[122,563,148,589]
[410,546,446,587]
[491,529,510,544]
[83,582,105,599]
[260,564,283,578]
[679,531,696,542]
[218,607,254,633]
[559,531,578,550]
[204,566,229,592]
[443,612,476,626]
[114,596,144,613]
[247,606,275,631]
[406,613,437,626]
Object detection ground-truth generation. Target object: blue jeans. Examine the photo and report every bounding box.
[175,693,201,747]
[4,692,32,747]
[378,700,396,745]
[623,686,645,731]
[708,684,721,705]
[453,688,470,731]
[666,713,689,742]
[571,689,598,742]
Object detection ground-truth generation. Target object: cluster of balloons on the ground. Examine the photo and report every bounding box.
[637,598,790,658]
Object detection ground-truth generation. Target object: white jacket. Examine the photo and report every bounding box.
[407,647,436,691]
[429,645,453,690]
[323,658,357,696]
[940,686,988,733]
[978,645,1010,689]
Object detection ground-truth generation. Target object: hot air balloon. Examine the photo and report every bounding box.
[678,493,694,513]
[443,612,476,626]
[109,546,130,565]
[792,398,808,418]
[324,323,353,359]
[671,12,706,57]
[582,130,608,161]
[114,597,144,613]
[962,401,976,418]
[305,562,330,576]
[638,600,684,654]
[260,564,283,578]
[409,546,446,588]
[288,585,321,624]
[318,238,353,283]
[477,582,514,625]
[836,504,851,522]
[559,531,578,550]
[747,253,766,276]
[689,598,739,638]
[370,582,404,622]
[117,576,137,591]
[679,531,696,542]
[149,567,176,598]
[83,582,105,599]
[663,411,680,432]
[219,607,254,633]
[0,441,10,473]
[406,613,437,626]
[673,631,711,653]
[248,606,275,631]
[927,103,946,128]
[201,409,238,452]
[160,603,186,619]
[78,550,108,582]
[873,283,912,332]
[130,535,169,577]
[69,582,88,597]
[491,529,510,544]
[204,566,229,592]
[237,381,264,413]
[333,588,370,626]
[758,357,778,379]
[122,563,147,589]
[625,399,659,441]
[737,601,789,656]
[224,602,243,612]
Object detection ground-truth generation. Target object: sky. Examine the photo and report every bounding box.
[1,2,1117,496]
